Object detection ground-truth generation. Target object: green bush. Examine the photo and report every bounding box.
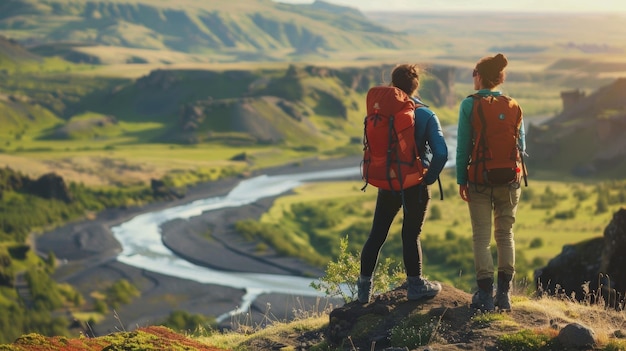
[311,236,404,303]
[553,209,576,220]
[160,310,216,335]
[106,279,140,309]
[529,237,544,248]
[429,205,442,220]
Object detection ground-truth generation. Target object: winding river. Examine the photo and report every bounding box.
[110,166,361,321]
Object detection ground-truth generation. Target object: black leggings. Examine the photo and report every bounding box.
[360,184,431,278]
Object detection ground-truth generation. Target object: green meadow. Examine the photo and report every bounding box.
[247,174,625,291]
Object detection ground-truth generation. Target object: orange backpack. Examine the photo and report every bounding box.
[361,86,426,191]
[468,94,527,186]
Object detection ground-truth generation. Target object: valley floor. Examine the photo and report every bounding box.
[35,156,362,336]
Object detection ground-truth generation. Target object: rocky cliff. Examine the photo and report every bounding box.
[535,208,626,310]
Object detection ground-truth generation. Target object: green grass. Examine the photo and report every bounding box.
[256,177,622,289]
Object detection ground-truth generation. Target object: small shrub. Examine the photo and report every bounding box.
[604,339,626,351]
[521,187,535,201]
[572,187,590,201]
[596,192,609,214]
[553,209,576,220]
[529,237,544,249]
[429,205,442,220]
[390,314,446,348]
[444,229,457,241]
[310,236,360,302]
[310,236,403,303]
[94,299,108,314]
[160,310,216,335]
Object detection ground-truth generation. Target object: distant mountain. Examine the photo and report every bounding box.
[0,0,411,62]
[527,78,626,178]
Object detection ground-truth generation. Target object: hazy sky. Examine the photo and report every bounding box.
[273,0,626,13]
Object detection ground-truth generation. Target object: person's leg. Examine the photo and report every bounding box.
[401,184,441,300]
[400,184,429,277]
[360,189,401,276]
[493,185,521,310]
[467,185,495,311]
[468,186,495,280]
[358,189,400,303]
[492,185,519,275]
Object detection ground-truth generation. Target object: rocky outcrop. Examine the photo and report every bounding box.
[560,89,586,112]
[25,173,73,203]
[600,207,626,307]
[150,179,184,201]
[0,168,72,203]
[427,65,457,108]
[535,208,626,309]
[527,78,626,176]
[327,284,473,349]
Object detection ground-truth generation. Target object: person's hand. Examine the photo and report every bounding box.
[459,184,470,202]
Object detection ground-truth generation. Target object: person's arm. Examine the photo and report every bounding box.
[518,106,526,153]
[456,97,474,185]
[419,110,448,185]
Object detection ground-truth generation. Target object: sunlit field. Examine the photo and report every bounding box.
[260,177,623,286]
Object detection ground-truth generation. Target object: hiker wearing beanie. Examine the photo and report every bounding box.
[456,53,527,312]
[357,64,449,304]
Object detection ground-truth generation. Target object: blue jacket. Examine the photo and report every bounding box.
[412,97,449,185]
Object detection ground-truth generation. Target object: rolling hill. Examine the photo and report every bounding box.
[59,64,456,147]
[0,34,459,153]
[0,34,40,63]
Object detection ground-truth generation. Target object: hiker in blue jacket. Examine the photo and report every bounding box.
[456,53,526,312]
[358,64,449,303]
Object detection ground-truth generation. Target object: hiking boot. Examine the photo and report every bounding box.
[495,271,514,311]
[407,276,442,301]
[357,275,372,304]
[471,278,494,312]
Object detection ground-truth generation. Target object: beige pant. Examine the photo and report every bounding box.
[467,184,521,280]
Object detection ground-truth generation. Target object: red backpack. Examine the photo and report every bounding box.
[361,86,426,191]
[468,94,527,186]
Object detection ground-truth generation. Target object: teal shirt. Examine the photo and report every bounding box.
[455,89,526,185]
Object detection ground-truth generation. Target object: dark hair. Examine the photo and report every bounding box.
[391,64,420,96]
[475,53,508,89]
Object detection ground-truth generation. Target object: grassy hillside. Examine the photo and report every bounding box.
[0,35,39,62]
